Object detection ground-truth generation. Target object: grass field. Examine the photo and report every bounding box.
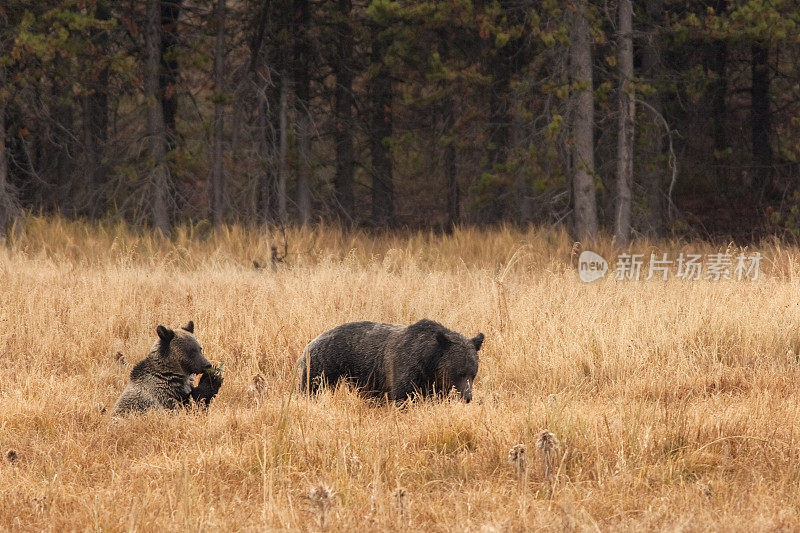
[2,217,800,531]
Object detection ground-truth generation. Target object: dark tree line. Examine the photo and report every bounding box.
[1,0,800,240]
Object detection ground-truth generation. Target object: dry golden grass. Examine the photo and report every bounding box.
[2,217,800,531]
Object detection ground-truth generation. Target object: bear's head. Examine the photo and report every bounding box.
[431,326,484,403]
[155,321,211,374]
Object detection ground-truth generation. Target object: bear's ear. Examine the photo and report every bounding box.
[182,321,194,333]
[156,325,175,345]
[436,331,452,348]
[471,333,485,351]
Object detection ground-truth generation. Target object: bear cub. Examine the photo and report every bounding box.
[112,321,223,415]
[297,318,484,403]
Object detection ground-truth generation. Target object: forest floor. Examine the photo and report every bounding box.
[2,218,800,531]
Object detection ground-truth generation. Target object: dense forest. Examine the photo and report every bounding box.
[0,0,798,242]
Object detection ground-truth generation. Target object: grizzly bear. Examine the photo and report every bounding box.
[112,322,223,415]
[297,319,484,403]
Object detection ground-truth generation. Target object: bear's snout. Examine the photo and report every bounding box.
[454,377,473,403]
[192,354,212,373]
[462,381,472,402]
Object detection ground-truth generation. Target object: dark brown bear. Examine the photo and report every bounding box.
[112,322,223,415]
[297,319,484,402]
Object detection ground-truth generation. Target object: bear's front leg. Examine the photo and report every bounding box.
[191,371,223,407]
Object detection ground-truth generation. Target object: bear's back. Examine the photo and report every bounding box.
[298,321,404,393]
[112,357,193,415]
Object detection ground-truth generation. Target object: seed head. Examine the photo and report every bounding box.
[250,373,267,395]
[309,482,334,530]
[508,444,526,466]
[536,431,561,487]
[536,431,560,454]
[570,242,582,266]
[310,482,333,502]
[508,444,527,485]
[393,486,408,521]
[342,444,362,475]
[33,495,46,513]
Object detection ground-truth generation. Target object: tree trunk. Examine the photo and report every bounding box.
[569,0,598,240]
[294,0,312,225]
[333,0,355,223]
[246,0,272,223]
[444,96,459,230]
[146,0,170,234]
[210,0,226,227]
[51,84,75,213]
[510,92,532,225]
[295,109,312,225]
[83,0,110,218]
[370,28,394,227]
[0,69,17,237]
[710,39,728,183]
[751,42,772,192]
[485,56,511,224]
[257,92,270,224]
[257,84,277,224]
[277,70,289,225]
[642,0,664,236]
[160,0,182,148]
[614,0,635,247]
[0,101,9,234]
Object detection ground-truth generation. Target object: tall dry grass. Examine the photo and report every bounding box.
[2,217,800,530]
